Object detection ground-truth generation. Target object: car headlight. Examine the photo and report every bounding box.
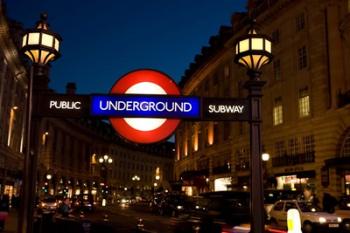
[319,217,327,223]
[337,217,342,223]
[177,205,183,210]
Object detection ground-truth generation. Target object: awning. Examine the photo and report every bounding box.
[325,157,350,169]
[275,170,316,178]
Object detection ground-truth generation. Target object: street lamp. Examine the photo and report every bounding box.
[99,154,113,164]
[19,13,61,233]
[98,154,113,203]
[234,20,272,233]
[132,175,140,181]
[262,152,270,162]
[46,173,52,180]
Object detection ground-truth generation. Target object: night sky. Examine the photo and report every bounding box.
[6,0,246,94]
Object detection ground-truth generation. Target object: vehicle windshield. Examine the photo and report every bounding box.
[298,202,322,212]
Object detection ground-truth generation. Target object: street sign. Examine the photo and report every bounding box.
[202,98,250,121]
[33,69,251,144]
[108,69,182,144]
[91,94,200,119]
[33,94,90,118]
[34,94,250,121]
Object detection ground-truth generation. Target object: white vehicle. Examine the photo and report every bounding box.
[269,200,342,233]
[335,195,350,232]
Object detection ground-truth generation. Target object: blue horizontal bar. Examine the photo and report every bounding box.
[91,95,200,119]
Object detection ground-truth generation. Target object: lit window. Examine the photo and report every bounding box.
[298,46,308,70]
[273,97,283,125]
[299,88,310,117]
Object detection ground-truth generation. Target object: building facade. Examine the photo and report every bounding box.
[0,2,27,199]
[175,0,350,199]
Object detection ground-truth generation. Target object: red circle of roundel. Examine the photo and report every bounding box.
[109,69,181,144]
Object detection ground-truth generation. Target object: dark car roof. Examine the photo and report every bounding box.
[200,191,250,199]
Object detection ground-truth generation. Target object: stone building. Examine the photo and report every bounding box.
[175,0,350,199]
[0,2,27,198]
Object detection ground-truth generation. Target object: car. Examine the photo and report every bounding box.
[335,195,350,233]
[149,193,165,213]
[38,196,58,214]
[269,200,342,233]
[158,194,193,217]
[264,189,300,218]
[174,191,251,233]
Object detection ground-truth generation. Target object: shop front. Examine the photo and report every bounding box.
[325,157,350,195]
[274,170,316,191]
[214,177,232,191]
[179,169,209,196]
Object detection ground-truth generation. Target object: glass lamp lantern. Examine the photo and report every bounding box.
[21,13,61,64]
[234,22,272,72]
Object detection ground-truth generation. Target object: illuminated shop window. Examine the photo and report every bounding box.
[276,175,309,190]
[273,97,283,126]
[345,174,350,195]
[299,88,310,117]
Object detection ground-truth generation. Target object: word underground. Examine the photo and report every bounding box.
[49,100,81,110]
[99,100,192,112]
[91,95,200,118]
[208,104,245,114]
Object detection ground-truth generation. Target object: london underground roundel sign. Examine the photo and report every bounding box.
[109,69,181,144]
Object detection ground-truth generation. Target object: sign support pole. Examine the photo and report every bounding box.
[245,70,266,233]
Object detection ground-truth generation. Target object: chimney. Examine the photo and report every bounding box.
[66,82,76,95]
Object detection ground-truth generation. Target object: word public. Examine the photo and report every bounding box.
[49,100,81,110]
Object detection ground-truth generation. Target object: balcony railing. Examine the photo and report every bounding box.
[272,151,315,167]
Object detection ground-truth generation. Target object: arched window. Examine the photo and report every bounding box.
[341,132,350,157]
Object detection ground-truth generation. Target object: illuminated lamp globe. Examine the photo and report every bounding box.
[46,174,52,180]
[98,157,104,163]
[108,158,113,164]
[103,155,109,161]
[21,13,61,64]
[234,20,272,72]
[262,152,270,161]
